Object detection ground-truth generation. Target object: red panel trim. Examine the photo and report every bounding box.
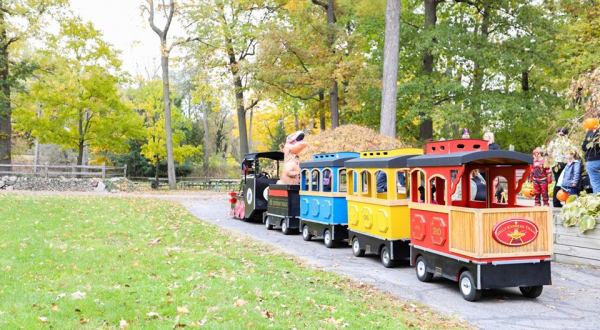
[269,189,288,197]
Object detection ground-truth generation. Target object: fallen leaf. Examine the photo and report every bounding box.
[177,306,189,315]
[261,310,273,319]
[149,237,161,245]
[119,319,129,329]
[79,318,89,324]
[146,311,160,319]
[51,304,59,312]
[70,291,86,300]
[39,316,48,323]
[234,298,248,307]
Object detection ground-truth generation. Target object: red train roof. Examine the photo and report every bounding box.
[425,139,488,155]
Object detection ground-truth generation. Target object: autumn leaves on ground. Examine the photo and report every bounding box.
[0,195,466,329]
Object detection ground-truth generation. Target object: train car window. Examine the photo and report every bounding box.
[311,169,320,191]
[301,169,309,191]
[450,170,462,201]
[469,169,487,202]
[429,176,446,205]
[396,171,409,199]
[339,169,348,193]
[411,170,426,203]
[375,170,387,199]
[322,169,332,192]
[361,171,372,196]
[493,176,508,204]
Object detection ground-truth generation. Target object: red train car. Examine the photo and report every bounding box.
[407,139,552,301]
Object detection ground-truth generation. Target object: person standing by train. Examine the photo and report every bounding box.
[559,149,581,196]
[530,147,553,206]
[547,127,573,206]
[483,131,501,150]
[582,123,600,193]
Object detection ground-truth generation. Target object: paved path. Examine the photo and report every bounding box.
[163,192,600,330]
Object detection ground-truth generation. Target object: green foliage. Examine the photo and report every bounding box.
[125,79,201,166]
[13,18,143,163]
[561,192,600,233]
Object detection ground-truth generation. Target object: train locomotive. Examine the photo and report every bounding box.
[229,139,553,301]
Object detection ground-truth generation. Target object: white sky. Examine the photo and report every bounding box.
[70,0,181,77]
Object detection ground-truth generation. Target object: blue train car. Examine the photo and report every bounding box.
[299,152,359,248]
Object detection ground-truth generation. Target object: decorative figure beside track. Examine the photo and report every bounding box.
[278,131,308,185]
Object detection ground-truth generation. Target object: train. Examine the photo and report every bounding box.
[229,139,553,301]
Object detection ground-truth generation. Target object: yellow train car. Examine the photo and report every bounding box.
[344,148,423,267]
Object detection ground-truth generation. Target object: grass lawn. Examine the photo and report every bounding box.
[0,194,466,329]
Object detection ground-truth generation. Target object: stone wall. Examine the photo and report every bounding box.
[0,176,136,192]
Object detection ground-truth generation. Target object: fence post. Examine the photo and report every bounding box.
[45,163,49,179]
[123,165,127,178]
[102,163,106,179]
[72,165,76,178]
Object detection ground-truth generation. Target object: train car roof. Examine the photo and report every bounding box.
[300,152,359,168]
[344,154,418,169]
[242,151,284,162]
[407,150,532,167]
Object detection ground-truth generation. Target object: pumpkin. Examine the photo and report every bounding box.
[522,188,535,198]
[556,189,569,202]
[583,118,599,131]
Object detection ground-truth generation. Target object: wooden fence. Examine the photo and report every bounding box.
[0,164,127,179]
[553,210,600,267]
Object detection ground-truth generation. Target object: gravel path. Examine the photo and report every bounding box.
[169,192,599,330]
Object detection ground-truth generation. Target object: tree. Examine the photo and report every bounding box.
[379,0,400,137]
[14,18,142,166]
[0,0,65,164]
[183,0,277,159]
[126,79,200,181]
[143,0,179,189]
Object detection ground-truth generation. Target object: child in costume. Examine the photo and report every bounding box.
[530,147,552,206]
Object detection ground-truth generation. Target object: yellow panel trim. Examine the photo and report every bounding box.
[346,195,409,206]
[359,148,423,159]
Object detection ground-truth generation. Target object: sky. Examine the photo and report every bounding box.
[70,0,176,77]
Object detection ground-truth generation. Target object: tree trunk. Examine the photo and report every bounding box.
[0,10,11,165]
[521,70,529,92]
[233,74,249,158]
[202,103,210,175]
[327,0,339,129]
[419,0,438,142]
[319,91,326,131]
[330,80,339,129]
[380,0,401,138]
[470,4,490,137]
[76,139,84,166]
[160,47,177,189]
[248,107,254,152]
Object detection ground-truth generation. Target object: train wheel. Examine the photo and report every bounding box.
[265,217,273,230]
[380,246,396,268]
[302,225,312,241]
[281,220,290,235]
[352,237,365,257]
[323,229,335,248]
[415,256,433,282]
[459,271,482,302]
[519,285,543,298]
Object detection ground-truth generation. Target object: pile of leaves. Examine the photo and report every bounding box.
[300,125,410,161]
[561,192,599,233]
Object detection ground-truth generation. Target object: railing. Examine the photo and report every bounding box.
[0,164,127,179]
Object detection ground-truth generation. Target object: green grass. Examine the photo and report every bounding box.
[0,194,466,329]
